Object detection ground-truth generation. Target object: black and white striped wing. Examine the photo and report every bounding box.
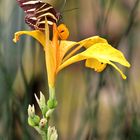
[16,0,60,30]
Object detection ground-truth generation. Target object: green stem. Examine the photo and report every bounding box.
[35,126,48,140]
[49,86,56,100]
[41,133,48,140]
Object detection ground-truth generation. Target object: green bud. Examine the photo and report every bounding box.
[28,115,40,127]
[47,99,57,109]
[28,117,36,127]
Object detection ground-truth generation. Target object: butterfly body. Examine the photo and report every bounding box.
[17,0,60,30]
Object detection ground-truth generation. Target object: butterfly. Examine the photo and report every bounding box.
[16,0,60,30]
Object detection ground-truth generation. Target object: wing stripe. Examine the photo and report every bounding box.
[36,6,53,14]
[38,20,53,25]
[35,3,47,12]
[26,8,36,12]
[37,13,57,21]
[22,1,40,5]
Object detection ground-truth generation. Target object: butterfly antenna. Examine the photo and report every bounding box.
[61,0,67,12]
[62,8,79,13]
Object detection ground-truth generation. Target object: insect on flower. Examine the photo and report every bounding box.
[16,0,60,30]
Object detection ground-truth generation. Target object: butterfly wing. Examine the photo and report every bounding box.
[16,0,60,30]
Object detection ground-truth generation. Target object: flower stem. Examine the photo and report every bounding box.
[41,133,48,140]
[47,86,57,111]
[34,126,48,140]
[49,86,56,100]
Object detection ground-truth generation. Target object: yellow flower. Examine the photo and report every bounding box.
[13,19,130,87]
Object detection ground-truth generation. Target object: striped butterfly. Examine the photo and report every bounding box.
[16,0,60,30]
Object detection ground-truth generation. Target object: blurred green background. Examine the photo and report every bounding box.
[0,0,140,140]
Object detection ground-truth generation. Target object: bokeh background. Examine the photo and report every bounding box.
[0,0,140,140]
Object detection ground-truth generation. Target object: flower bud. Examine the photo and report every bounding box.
[28,104,35,118]
[48,126,58,140]
[46,109,54,118]
[28,104,40,127]
[35,92,48,115]
[39,118,47,128]
[47,99,57,109]
[28,115,40,127]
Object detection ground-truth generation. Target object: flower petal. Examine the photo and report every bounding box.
[60,40,76,50]
[79,36,108,48]
[44,19,56,87]
[13,30,46,48]
[57,42,130,79]
[57,24,69,40]
[65,36,108,51]
[59,36,108,61]
[81,43,130,67]
[107,61,127,79]
[60,40,76,56]
[57,54,86,73]
[85,58,107,72]
[85,58,127,79]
